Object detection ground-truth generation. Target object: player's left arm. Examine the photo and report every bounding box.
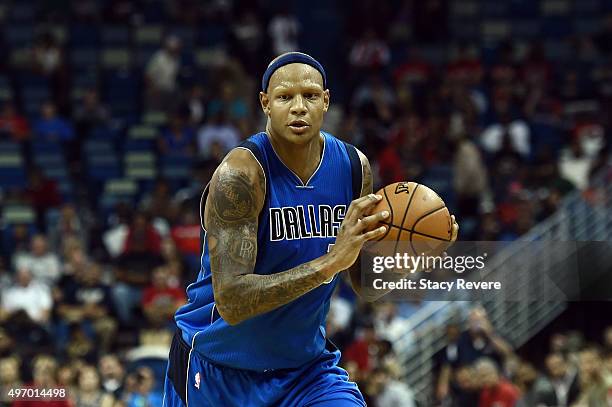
[347,150,459,301]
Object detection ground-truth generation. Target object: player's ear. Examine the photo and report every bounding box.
[259,92,271,116]
[323,89,330,113]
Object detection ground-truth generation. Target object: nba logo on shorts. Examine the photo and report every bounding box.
[194,372,201,389]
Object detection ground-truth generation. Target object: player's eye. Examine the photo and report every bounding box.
[278,94,290,101]
[304,93,317,100]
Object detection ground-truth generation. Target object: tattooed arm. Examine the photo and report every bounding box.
[206,149,388,325]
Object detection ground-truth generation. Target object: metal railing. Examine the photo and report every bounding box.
[396,162,612,399]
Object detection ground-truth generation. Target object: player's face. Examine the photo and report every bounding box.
[260,63,330,145]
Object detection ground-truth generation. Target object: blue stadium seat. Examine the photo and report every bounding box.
[4,25,34,47]
[573,0,602,16]
[541,17,572,38]
[0,142,20,153]
[87,155,122,181]
[7,3,37,22]
[70,49,99,69]
[32,141,63,154]
[101,26,131,46]
[512,20,541,39]
[197,25,227,47]
[69,25,100,48]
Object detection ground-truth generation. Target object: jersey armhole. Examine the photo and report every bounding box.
[199,141,267,233]
[341,141,363,200]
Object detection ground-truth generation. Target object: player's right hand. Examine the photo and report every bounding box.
[326,194,389,272]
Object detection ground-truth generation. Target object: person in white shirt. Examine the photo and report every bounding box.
[145,35,182,110]
[13,234,61,288]
[0,267,52,324]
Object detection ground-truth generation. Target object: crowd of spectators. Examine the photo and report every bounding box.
[432,308,612,407]
[0,0,611,406]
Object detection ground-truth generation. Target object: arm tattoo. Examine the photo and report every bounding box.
[359,150,373,196]
[207,161,334,325]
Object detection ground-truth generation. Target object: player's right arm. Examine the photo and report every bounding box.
[206,150,388,325]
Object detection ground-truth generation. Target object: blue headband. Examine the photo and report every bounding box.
[261,52,327,92]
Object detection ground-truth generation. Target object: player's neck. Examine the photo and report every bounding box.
[266,128,323,184]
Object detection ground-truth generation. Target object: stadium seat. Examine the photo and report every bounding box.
[541,0,571,16]
[481,20,511,42]
[88,155,122,181]
[0,152,27,188]
[0,142,20,153]
[101,48,132,69]
[142,111,167,126]
[69,25,100,49]
[128,125,158,140]
[70,49,99,69]
[449,1,479,18]
[4,25,34,48]
[1,205,35,225]
[197,25,227,47]
[101,26,131,46]
[135,25,164,45]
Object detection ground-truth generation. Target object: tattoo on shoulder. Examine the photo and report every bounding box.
[212,168,257,222]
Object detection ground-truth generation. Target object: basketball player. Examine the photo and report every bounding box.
[162,52,459,406]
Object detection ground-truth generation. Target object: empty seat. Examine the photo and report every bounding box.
[135,25,163,45]
[101,48,132,69]
[101,26,131,46]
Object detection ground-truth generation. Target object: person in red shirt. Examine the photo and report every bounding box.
[476,358,520,407]
[142,265,185,327]
[343,322,378,373]
[0,102,30,141]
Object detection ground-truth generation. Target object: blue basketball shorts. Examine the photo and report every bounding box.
[162,330,365,407]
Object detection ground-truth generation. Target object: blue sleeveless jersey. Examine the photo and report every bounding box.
[174,131,361,371]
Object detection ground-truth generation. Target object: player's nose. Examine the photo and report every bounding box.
[289,95,307,115]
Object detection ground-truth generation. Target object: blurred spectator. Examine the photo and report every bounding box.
[48,204,87,255]
[207,82,249,134]
[453,132,489,222]
[158,112,196,156]
[544,352,580,407]
[475,358,520,407]
[33,101,74,142]
[349,30,391,71]
[455,306,512,368]
[0,267,52,325]
[480,107,531,159]
[436,322,463,402]
[56,262,117,353]
[344,322,378,373]
[268,7,300,55]
[113,211,163,324]
[574,347,612,406]
[373,302,410,346]
[73,365,115,407]
[197,111,241,158]
[145,35,182,111]
[12,355,72,407]
[124,367,163,407]
[558,138,593,190]
[366,366,416,407]
[0,102,30,141]
[98,354,126,399]
[351,75,394,123]
[140,178,178,223]
[0,356,22,405]
[31,32,63,76]
[142,265,185,327]
[170,205,199,251]
[231,10,265,72]
[14,234,61,287]
[73,89,110,137]
[514,360,557,407]
[24,167,62,227]
[182,84,206,126]
[450,364,480,407]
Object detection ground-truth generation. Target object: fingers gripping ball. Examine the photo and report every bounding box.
[371,182,452,256]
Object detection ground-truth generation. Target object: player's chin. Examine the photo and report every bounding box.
[284,126,317,143]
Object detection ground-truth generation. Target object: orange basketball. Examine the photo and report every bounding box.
[371,181,452,256]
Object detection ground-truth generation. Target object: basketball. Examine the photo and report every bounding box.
[371,181,453,256]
